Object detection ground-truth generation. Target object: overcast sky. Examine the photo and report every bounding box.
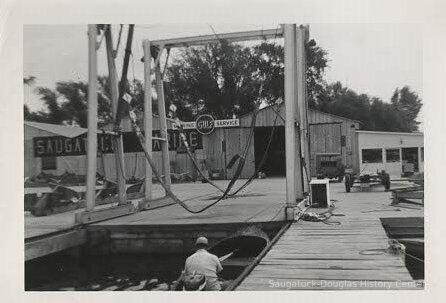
[23,23,423,124]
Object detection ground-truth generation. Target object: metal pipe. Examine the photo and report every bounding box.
[86,24,98,211]
[143,40,153,200]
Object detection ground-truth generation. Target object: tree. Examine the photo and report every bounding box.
[318,82,422,132]
[164,39,329,120]
[390,86,422,131]
[24,77,117,128]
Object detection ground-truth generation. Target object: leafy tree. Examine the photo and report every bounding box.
[390,86,422,131]
[24,77,117,128]
[164,39,328,120]
[318,81,422,132]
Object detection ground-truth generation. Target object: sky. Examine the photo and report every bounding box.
[23,24,423,124]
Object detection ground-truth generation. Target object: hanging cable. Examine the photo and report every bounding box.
[227,102,281,197]
[113,24,123,58]
[125,97,259,213]
[161,48,171,78]
[96,25,108,50]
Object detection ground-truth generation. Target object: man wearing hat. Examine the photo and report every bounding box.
[183,236,223,291]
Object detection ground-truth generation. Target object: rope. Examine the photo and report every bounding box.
[168,94,262,196]
[173,119,225,193]
[126,97,258,214]
[131,153,138,179]
[358,240,424,263]
[226,102,281,197]
[296,204,341,225]
[96,25,107,50]
[113,24,123,58]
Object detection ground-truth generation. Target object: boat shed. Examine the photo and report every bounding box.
[24,116,205,182]
[25,105,360,182]
[204,103,361,179]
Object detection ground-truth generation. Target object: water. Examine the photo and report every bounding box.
[26,250,189,291]
[26,248,246,291]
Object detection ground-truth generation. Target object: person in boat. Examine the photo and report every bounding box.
[183,236,223,291]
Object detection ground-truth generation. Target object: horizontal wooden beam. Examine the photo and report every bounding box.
[75,203,139,224]
[25,230,87,261]
[150,28,283,48]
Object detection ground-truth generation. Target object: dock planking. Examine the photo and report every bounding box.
[25,178,288,261]
[237,182,424,290]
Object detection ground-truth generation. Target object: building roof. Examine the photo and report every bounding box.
[238,102,362,124]
[356,130,424,136]
[24,121,87,138]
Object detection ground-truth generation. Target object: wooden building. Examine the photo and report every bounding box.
[203,103,361,179]
[25,105,360,182]
[24,116,205,182]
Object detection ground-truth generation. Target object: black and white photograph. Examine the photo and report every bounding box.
[1,0,445,300]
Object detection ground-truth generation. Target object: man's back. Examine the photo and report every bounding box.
[185,249,222,278]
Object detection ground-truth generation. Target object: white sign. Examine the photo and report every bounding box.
[173,118,240,131]
[215,119,240,128]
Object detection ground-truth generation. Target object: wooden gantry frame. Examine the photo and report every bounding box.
[80,24,310,223]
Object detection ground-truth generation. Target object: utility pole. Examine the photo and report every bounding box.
[86,24,98,211]
[105,25,127,204]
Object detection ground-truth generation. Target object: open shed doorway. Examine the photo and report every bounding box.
[402,147,419,174]
[254,126,286,177]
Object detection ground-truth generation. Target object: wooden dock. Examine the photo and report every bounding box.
[25,178,287,260]
[237,182,424,290]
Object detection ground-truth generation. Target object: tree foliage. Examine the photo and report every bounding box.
[24,77,116,128]
[164,39,328,119]
[24,37,422,133]
[318,82,422,131]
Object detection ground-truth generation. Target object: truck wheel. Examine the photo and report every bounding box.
[345,174,351,192]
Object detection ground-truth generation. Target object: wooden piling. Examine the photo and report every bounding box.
[86,24,98,211]
[143,40,153,200]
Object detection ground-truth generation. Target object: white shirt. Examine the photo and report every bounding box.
[185,249,223,278]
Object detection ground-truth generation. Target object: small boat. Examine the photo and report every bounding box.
[172,226,270,291]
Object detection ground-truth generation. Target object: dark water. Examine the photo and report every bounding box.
[26,248,245,291]
[25,250,189,291]
[404,248,424,280]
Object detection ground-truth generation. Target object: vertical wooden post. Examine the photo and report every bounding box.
[105,26,127,204]
[284,24,303,218]
[296,25,311,194]
[143,40,153,200]
[86,24,98,211]
[155,49,172,191]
